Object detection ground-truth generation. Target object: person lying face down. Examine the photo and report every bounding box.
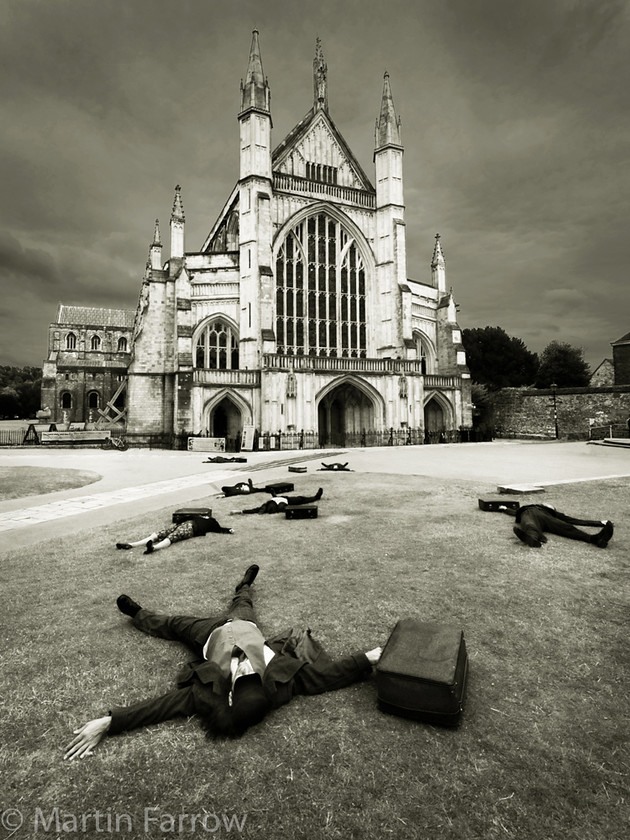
[497,502,613,549]
[230,488,323,515]
[63,565,382,760]
[116,514,233,554]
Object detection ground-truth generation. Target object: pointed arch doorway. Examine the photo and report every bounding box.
[424,396,450,442]
[208,396,242,451]
[318,382,375,447]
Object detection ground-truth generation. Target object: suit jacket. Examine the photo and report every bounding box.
[108,628,371,735]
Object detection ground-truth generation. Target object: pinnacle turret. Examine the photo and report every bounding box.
[313,37,328,111]
[431,233,445,268]
[431,234,447,293]
[170,186,185,261]
[240,29,271,114]
[375,71,402,149]
[171,185,185,222]
[149,219,162,270]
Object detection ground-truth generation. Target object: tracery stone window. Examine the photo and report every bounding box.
[117,337,128,352]
[90,335,101,350]
[276,213,367,358]
[195,319,239,370]
[66,333,77,350]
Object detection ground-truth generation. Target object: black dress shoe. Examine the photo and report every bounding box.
[116,543,133,550]
[593,520,614,548]
[235,564,259,591]
[117,595,142,617]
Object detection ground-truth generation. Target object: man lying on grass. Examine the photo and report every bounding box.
[496,502,614,549]
[230,488,323,515]
[64,565,382,760]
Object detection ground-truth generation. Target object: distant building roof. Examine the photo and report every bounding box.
[56,305,135,329]
[612,331,630,345]
[591,358,613,372]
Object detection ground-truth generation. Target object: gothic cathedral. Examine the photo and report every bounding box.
[43,32,472,447]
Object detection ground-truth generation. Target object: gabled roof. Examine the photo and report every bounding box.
[56,305,135,329]
[612,331,630,345]
[272,106,375,192]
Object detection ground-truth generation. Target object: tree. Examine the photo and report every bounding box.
[462,326,538,390]
[535,341,590,388]
[0,366,42,417]
[0,386,20,419]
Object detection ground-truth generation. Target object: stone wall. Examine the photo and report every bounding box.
[492,385,630,439]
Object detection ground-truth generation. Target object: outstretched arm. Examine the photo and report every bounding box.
[64,716,111,760]
[292,648,381,696]
[64,685,197,759]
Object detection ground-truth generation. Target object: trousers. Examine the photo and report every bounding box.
[131,585,257,659]
[516,505,603,543]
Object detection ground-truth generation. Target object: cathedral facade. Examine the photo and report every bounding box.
[43,32,472,447]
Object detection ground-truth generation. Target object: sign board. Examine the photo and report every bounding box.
[40,431,111,443]
[187,437,226,452]
[240,425,256,452]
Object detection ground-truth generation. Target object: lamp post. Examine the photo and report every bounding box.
[550,382,559,439]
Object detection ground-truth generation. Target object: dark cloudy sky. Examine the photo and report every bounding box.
[1,0,628,369]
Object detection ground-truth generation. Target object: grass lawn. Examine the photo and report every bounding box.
[1,470,628,840]
[0,466,101,501]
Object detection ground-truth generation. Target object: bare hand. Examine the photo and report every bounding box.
[365,647,383,666]
[64,716,111,760]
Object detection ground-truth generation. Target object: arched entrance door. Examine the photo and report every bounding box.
[424,397,446,443]
[318,382,374,446]
[209,397,242,451]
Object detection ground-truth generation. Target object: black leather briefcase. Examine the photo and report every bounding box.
[285,506,318,519]
[478,498,520,512]
[172,507,212,524]
[264,481,295,494]
[376,618,468,726]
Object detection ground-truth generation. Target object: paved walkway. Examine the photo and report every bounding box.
[1,440,629,546]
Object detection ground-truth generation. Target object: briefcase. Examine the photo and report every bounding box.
[478,498,520,512]
[264,481,295,494]
[376,619,468,726]
[285,505,318,519]
[172,507,212,524]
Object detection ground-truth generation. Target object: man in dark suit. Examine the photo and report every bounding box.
[499,503,614,549]
[64,565,381,760]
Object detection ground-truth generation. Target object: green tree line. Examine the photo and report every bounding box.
[0,366,42,419]
[462,327,591,390]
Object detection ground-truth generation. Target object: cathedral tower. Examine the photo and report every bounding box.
[238,29,273,369]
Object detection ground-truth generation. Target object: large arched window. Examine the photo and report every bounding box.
[88,391,99,410]
[90,335,101,350]
[413,331,435,375]
[61,392,72,409]
[195,319,239,370]
[66,333,77,350]
[117,336,128,352]
[276,213,367,358]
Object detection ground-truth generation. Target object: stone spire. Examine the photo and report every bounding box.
[431,234,446,293]
[170,185,185,260]
[240,29,271,114]
[375,71,402,150]
[171,185,185,223]
[149,219,162,270]
[313,37,328,111]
